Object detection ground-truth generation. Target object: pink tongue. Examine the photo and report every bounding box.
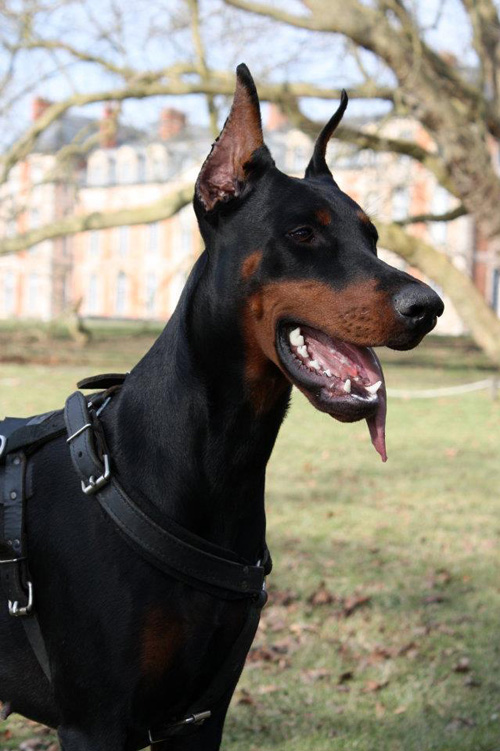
[363,349,387,463]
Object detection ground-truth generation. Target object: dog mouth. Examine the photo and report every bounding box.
[276,322,387,462]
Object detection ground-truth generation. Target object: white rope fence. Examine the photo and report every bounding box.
[387,377,499,399]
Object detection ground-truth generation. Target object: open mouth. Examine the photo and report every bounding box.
[276,322,388,462]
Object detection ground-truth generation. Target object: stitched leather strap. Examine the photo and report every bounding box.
[64,391,270,600]
[0,444,51,681]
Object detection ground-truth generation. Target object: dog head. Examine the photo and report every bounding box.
[194,64,444,461]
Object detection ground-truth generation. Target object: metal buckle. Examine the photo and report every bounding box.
[148,711,211,743]
[66,423,92,443]
[8,581,33,617]
[81,454,111,496]
[0,435,6,459]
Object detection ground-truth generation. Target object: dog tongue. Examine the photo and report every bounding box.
[364,349,387,463]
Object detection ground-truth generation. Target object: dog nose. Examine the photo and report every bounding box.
[393,283,444,328]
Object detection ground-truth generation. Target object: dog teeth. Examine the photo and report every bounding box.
[297,344,308,358]
[289,328,305,347]
[309,360,320,370]
[343,378,351,393]
[366,380,382,394]
[324,369,332,377]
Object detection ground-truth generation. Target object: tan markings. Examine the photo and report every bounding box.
[242,298,290,415]
[241,250,263,281]
[242,279,403,413]
[141,607,182,680]
[357,209,371,224]
[315,208,331,226]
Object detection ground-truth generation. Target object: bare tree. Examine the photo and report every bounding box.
[1,0,500,362]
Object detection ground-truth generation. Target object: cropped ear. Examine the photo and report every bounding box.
[305,90,348,180]
[195,63,274,212]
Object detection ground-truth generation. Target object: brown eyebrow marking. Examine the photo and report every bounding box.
[241,250,263,280]
[315,208,331,226]
[357,209,371,224]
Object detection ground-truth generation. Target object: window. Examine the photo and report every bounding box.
[27,273,39,315]
[146,272,157,315]
[169,271,187,312]
[116,271,128,316]
[137,154,146,183]
[118,160,132,184]
[88,231,100,257]
[148,222,160,254]
[118,226,129,257]
[391,186,410,221]
[492,268,500,316]
[109,157,116,184]
[179,208,192,258]
[88,274,98,314]
[30,208,40,228]
[291,145,307,173]
[430,186,450,246]
[3,272,15,315]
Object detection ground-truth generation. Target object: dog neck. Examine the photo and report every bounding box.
[106,252,291,563]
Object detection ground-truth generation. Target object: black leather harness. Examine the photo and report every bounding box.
[0,375,271,741]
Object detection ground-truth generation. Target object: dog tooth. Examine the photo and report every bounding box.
[309,360,320,370]
[297,345,308,358]
[366,380,382,394]
[343,378,351,393]
[289,328,305,347]
[324,369,332,377]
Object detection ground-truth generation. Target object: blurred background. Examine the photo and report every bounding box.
[0,1,499,750]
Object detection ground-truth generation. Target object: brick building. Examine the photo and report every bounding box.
[0,99,495,335]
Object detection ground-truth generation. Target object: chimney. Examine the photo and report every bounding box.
[266,103,288,131]
[99,104,118,149]
[159,108,186,140]
[31,96,52,121]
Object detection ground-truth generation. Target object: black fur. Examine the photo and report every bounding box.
[0,65,443,750]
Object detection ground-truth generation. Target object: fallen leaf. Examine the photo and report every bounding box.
[343,594,371,617]
[363,680,389,693]
[308,583,336,606]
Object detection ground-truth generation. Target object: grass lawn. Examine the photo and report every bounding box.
[0,330,499,751]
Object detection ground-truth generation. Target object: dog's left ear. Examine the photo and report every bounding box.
[305,90,348,181]
[196,63,274,212]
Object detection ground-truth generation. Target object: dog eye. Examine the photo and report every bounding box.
[287,226,315,243]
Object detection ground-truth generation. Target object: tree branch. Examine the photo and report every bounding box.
[395,205,467,226]
[282,102,458,196]
[0,185,193,256]
[378,221,500,364]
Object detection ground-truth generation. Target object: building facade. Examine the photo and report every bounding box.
[0,99,496,335]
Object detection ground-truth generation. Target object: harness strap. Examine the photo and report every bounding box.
[64,391,271,600]
[147,594,265,743]
[0,443,51,681]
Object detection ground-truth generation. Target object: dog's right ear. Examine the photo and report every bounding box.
[195,64,274,213]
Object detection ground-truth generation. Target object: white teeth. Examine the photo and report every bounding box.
[289,328,305,347]
[297,345,308,358]
[324,369,332,377]
[366,380,382,394]
[343,379,351,393]
[309,360,320,370]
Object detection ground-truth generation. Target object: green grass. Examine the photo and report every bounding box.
[1,332,499,751]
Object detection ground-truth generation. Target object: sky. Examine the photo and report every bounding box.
[0,0,482,148]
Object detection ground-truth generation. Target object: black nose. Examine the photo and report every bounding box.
[393,283,444,327]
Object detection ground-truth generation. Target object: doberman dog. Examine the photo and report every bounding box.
[0,64,443,750]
